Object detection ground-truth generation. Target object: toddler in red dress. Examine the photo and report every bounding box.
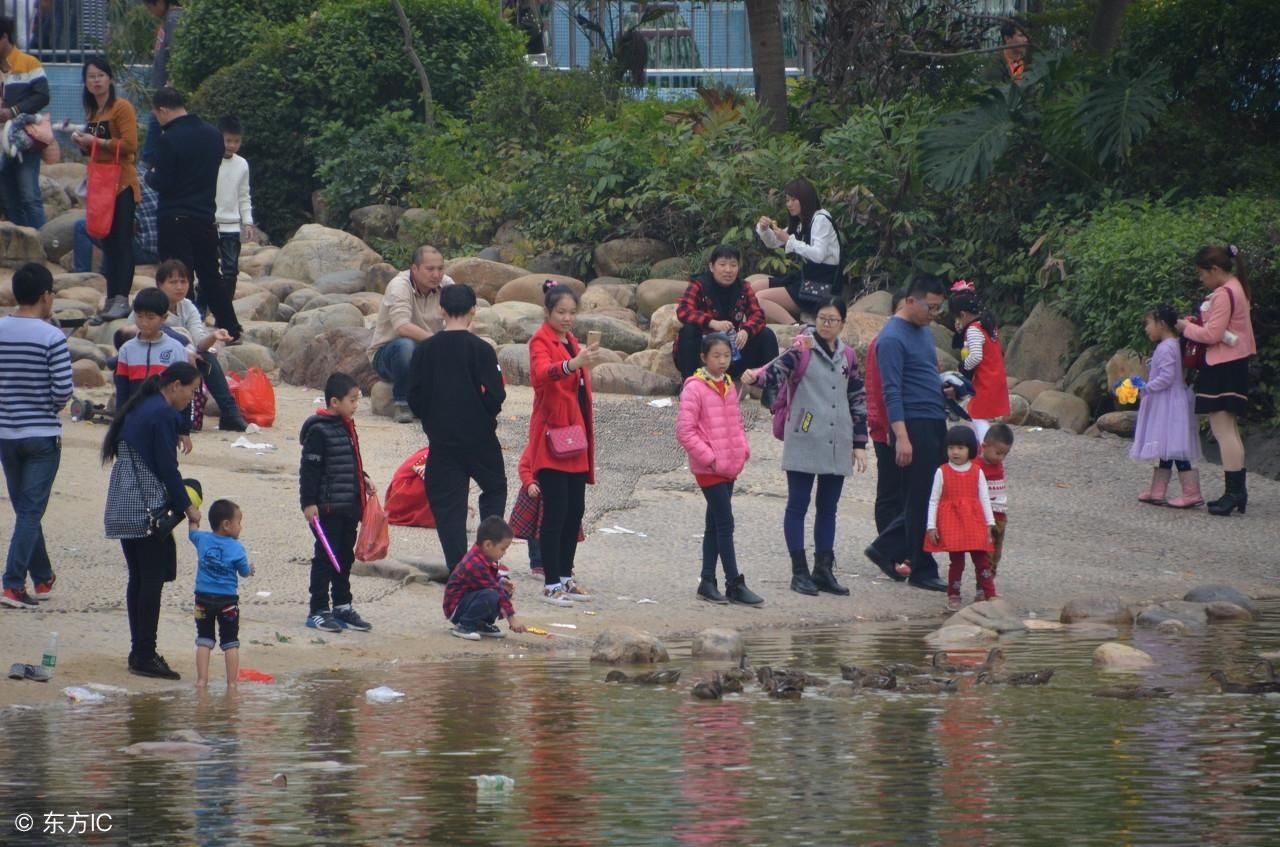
[924,426,996,611]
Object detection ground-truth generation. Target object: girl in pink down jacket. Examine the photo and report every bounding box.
[676,333,764,606]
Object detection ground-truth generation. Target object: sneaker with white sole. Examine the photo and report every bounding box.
[306,611,343,632]
[478,622,507,638]
[332,606,372,632]
[32,575,56,600]
[563,579,591,601]
[1,588,38,609]
[450,626,481,641]
[541,587,574,607]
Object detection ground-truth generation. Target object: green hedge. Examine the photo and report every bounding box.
[168,0,311,94]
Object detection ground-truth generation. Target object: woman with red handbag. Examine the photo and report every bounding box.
[1176,245,1256,516]
[73,57,138,324]
[521,281,608,606]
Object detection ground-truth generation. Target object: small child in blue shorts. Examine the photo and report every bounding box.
[189,499,254,688]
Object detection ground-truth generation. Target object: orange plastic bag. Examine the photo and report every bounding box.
[355,491,391,562]
[229,367,276,428]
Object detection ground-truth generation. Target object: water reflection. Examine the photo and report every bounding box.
[5,606,1280,846]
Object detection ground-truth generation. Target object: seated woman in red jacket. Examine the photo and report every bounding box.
[521,282,608,606]
[674,245,779,380]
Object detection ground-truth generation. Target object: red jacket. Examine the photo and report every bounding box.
[521,321,597,484]
[864,336,888,444]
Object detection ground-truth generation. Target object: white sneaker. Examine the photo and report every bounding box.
[541,587,573,607]
[562,579,591,601]
[450,626,481,641]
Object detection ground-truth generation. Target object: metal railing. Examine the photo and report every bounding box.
[0,0,109,64]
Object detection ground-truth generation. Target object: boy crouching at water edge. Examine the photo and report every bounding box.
[444,517,528,641]
[974,423,1014,594]
[300,373,375,634]
[190,499,254,688]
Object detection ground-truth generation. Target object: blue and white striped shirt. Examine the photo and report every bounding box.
[0,315,73,439]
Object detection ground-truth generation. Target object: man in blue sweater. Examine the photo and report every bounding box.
[865,275,949,592]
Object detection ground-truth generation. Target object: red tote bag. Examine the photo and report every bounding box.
[85,137,121,239]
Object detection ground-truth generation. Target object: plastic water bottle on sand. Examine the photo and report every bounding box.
[472,775,515,791]
[42,632,58,675]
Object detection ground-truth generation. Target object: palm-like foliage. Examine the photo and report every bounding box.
[920,87,1019,191]
[1076,64,1171,166]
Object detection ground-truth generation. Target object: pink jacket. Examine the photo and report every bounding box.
[1182,277,1255,366]
[676,373,750,480]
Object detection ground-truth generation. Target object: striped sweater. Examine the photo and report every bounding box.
[0,315,73,439]
[0,49,50,117]
[113,333,189,410]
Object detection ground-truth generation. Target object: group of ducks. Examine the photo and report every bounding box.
[1207,660,1280,695]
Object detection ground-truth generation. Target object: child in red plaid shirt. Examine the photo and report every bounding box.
[443,517,527,640]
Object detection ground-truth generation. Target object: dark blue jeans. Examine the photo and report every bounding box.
[701,482,740,581]
[784,471,845,554]
[73,218,160,276]
[451,588,499,632]
[372,337,415,403]
[528,537,542,569]
[0,153,44,229]
[1,436,60,590]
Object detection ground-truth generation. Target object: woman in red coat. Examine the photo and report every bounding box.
[523,282,608,606]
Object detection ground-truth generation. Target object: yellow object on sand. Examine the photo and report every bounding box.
[526,627,550,636]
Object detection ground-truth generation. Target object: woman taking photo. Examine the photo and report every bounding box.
[102,362,202,679]
[522,282,608,606]
[753,178,841,324]
[742,297,868,596]
[73,56,138,324]
[1177,245,1256,516]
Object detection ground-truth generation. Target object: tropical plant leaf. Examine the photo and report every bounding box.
[1075,64,1170,167]
[920,89,1017,191]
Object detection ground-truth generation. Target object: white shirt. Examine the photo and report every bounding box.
[927,461,994,530]
[962,324,987,370]
[755,209,839,266]
[216,154,254,233]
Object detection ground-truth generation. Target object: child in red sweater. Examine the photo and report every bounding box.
[443,517,527,640]
[974,423,1013,592]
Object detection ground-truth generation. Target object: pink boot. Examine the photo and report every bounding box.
[1138,467,1172,504]
[1167,468,1204,508]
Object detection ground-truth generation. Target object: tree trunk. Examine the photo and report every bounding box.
[390,0,435,128]
[1087,0,1133,57]
[744,0,788,133]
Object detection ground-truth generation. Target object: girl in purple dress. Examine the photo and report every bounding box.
[1132,305,1202,507]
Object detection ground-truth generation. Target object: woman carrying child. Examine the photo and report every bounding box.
[676,333,765,606]
[101,362,203,680]
[925,426,996,611]
[1133,305,1202,507]
[741,297,867,597]
[949,284,1009,442]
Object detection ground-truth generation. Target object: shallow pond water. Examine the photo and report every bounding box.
[5,604,1280,846]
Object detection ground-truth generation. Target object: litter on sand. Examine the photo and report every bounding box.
[525,627,550,636]
[256,591,272,598]
[238,668,275,683]
[245,423,261,434]
[636,598,658,605]
[63,687,105,704]
[85,682,129,694]
[231,436,275,451]
[647,398,673,408]
[365,686,405,703]
[549,623,577,629]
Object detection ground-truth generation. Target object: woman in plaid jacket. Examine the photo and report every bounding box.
[673,246,778,379]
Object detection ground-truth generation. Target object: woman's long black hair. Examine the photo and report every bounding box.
[81,55,117,118]
[101,362,200,464]
[783,178,820,240]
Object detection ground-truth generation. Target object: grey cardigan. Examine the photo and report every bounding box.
[764,339,868,475]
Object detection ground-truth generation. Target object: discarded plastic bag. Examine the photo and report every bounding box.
[238,668,275,683]
[366,686,404,703]
[228,367,276,428]
[384,447,435,528]
[355,491,391,562]
[64,686,105,704]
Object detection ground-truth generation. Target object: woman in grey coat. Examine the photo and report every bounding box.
[743,298,868,596]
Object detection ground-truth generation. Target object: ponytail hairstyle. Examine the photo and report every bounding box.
[101,362,201,464]
[1194,244,1250,301]
[1145,304,1179,338]
[782,178,820,239]
[949,287,999,339]
[543,279,580,312]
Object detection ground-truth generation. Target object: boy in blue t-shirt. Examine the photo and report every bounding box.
[189,499,254,688]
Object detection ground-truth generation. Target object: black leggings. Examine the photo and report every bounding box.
[122,533,175,662]
[537,469,587,587]
[700,482,739,582]
[1158,459,1192,472]
[103,189,136,300]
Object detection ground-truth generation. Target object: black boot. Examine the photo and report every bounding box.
[811,551,850,596]
[789,550,818,596]
[726,574,764,606]
[697,578,729,604]
[1208,469,1248,516]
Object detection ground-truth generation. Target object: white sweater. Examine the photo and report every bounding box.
[215,154,254,233]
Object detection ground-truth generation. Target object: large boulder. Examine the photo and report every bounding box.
[647,303,681,349]
[1003,301,1078,382]
[271,225,382,285]
[690,628,745,661]
[590,626,670,664]
[650,256,691,279]
[635,278,688,318]
[526,248,579,277]
[627,348,681,383]
[0,222,46,267]
[276,304,366,371]
[39,210,83,262]
[255,276,310,302]
[240,321,289,351]
[491,301,546,343]
[1135,601,1209,630]
[40,175,74,219]
[839,312,890,358]
[66,336,107,367]
[366,262,398,293]
[232,290,280,323]
[593,238,674,277]
[298,294,356,314]
[851,289,893,316]
[1106,349,1148,408]
[572,313,648,354]
[496,273,585,307]
[397,208,435,243]
[581,283,636,313]
[1011,379,1055,404]
[1092,643,1154,671]
[221,342,276,374]
[444,257,529,303]
[1060,596,1134,625]
[1094,411,1137,438]
[590,362,680,396]
[312,269,368,296]
[471,306,511,346]
[1063,344,1110,413]
[996,393,1030,426]
[54,272,105,293]
[348,291,384,317]
[238,245,279,277]
[1183,585,1258,619]
[285,287,324,312]
[348,204,404,242]
[497,343,530,386]
[58,286,102,309]
[942,597,1026,633]
[279,326,377,392]
[71,358,104,387]
[1028,390,1091,433]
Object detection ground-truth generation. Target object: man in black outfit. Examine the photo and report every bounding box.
[407,285,508,571]
[147,87,242,341]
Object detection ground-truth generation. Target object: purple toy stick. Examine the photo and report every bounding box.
[309,515,343,574]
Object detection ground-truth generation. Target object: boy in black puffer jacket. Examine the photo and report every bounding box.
[300,372,374,633]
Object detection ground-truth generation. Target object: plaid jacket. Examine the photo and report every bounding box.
[443,545,514,620]
[508,483,585,542]
[675,273,767,336]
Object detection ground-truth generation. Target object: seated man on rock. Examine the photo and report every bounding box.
[674,244,779,380]
[366,245,454,423]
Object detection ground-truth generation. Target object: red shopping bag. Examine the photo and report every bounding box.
[355,491,391,562]
[384,447,436,528]
[229,367,276,428]
[85,137,121,239]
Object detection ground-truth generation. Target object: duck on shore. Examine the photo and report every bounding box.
[1209,670,1280,694]
[605,669,682,685]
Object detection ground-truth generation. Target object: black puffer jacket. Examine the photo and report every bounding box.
[299,414,362,519]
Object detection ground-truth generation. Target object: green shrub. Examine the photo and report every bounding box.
[168,0,310,95]
[314,110,420,227]
[468,60,621,151]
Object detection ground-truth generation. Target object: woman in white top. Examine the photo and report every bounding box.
[753,178,841,324]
